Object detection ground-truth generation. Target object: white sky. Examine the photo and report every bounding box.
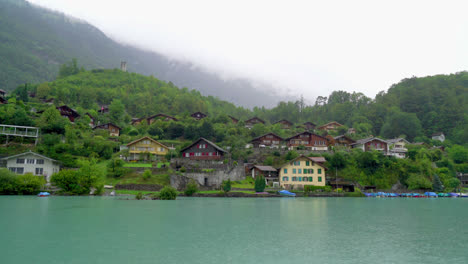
[28,0,468,101]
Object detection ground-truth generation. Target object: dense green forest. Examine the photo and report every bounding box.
[0,0,280,107]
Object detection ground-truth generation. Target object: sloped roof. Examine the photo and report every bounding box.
[274,119,293,125]
[245,117,265,124]
[180,137,227,153]
[250,132,284,142]
[126,136,169,149]
[318,121,343,129]
[147,113,178,121]
[252,165,277,172]
[387,138,410,144]
[0,150,58,162]
[93,123,121,130]
[280,155,327,169]
[334,135,356,143]
[285,131,329,141]
[228,115,238,121]
[432,132,444,136]
[350,137,388,146]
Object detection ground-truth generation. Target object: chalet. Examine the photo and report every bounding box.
[147,113,178,124]
[85,113,96,127]
[347,128,356,134]
[191,112,207,120]
[333,135,356,148]
[351,137,388,153]
[432,132,445,142]
[0,151,60,182]
[274,119,293,129]
[57,105,80,122]
[131,117,145,126]
[181,137,227,160]
[279,155,327,189]
[245,117,265,128]
[302,122,317,131]
[0,89,5,98]
[250,165,278,185]
[98,105,109,114]
[93,123,121,137]
[286,131,329,151]
[387,138,409,158]
[127,136,169,161]
[250,133,284,148]
[318,121,343,132]
[228,115,239,124]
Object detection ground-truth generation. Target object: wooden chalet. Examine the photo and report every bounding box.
[333,135,356,147]
[0,89,6,98]
[327,178,355,192]
[286,131,329,151]
[250,133,284,148]
[93,123,121,137]
[351,137,388,153]
[250,165,278,185]
[274,119,293,129]
[126,136,169,161]
[302,122,317,131]
[191,112,207,120]
[98,105,109,114]
[245,117,265,128]
[57,105,80,122]
[181,137,227,160]
[347,128,356,134]
[317,121,343,132]
[147,113,178,124]
[131,117,145,126]
[228,115,239,124]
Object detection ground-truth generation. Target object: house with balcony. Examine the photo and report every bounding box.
[126,136,169,161]
[350,137,388,153]
[286,131,329,151]
[273,119,293,129]
[250,133,284,148]
[317,121,343,132]
[279,155,327,189]
[93,123,121,137]
[333,135,356,148]
[245,117,265,128]
[387,138,409,158]
[181,137,227,160]
[249,165,278,185]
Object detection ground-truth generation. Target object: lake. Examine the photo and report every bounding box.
[1,196,467,264]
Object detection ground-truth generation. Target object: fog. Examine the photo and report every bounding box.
[28,0,468,100]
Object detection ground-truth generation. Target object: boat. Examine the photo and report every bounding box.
[37,192,50,197]
[460,193,468,198]
[279,190,296,197]
[388,193,398,197]
[449,193,459,197]
[437,193,450,197]
[424,192,438,197]
[411,193,421,198]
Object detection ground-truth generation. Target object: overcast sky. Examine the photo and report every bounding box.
[28,0,468,101]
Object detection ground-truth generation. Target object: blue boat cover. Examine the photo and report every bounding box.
[424,192,437,197]
[279,190,296,196]
[449,193,459,197]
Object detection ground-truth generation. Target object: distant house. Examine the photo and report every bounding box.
[279,155,327,189]
[181,137,227,160]
[228,115,239,124]
[0,151,60,182]
[93,123,121,137]
[250,165,278,185]
[351,137,388,153]
[98,105,109,114]
[191,112,207,120]
[245,117,265,128]
[0,89,6,98]
[57,105,80,122]
[286,131,329,151]
[131,117,145,126]
[333,135,356,148]
[0,97,7,104]
[126,136,170,161]
[387,138,409,158]
[85,113,96,127]
[432,132,445,142]
[302,122,317,131]
[347,128,356,134]
[274,119,293,129]
[147,113,178,124]
[250,133,284,148]
[318,121,343,132]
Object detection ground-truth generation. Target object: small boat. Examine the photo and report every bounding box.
[279,190,296,197]
[438,193,450,197]
[411,193,421,198]
[388,193,398,197]
[460,193,468,198]
[424,192,438,197]
[37,192,50,197]
[449,193,459,197]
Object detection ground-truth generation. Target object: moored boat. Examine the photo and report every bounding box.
[37,192,50,197]
[424,192,438,197]
[279,190,296,197]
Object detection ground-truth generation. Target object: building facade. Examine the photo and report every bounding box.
[317,121,343,132]
[432,132,445,142]
[250,165,278,185]
[250,133,284,148]
[333,135,356,148]
[1,151,60,182]
[286,131,329,150]
[126,136,169,161]
[274,119,293,129]
[94,123,121,137]
[181,137,227,160]
[191,112,207,120]
[245,117,265,128]
[279,155,327,189]
[351,137,388,153]
[387,138,409,158]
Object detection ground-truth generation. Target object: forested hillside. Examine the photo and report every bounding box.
[0,0,281,107]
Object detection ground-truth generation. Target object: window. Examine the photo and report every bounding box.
[209,152,213,156]
[306,161,310,166]
[36,159,44,164]
[293,169,296,174]
[185,153,190,157]
[294,161,300,166]
[292,177,297,181]
[318,177,322,182]
[303,177,308,182]
[282,176,289,181]
[35,168,43,175]
[16,159,25,164]
[298,177,302,182]
[27,159,35,164]
[283,168,287,174]
[318,169,322,174]
[160,148,165,152]
[299,169,302,174]
[9,167,24,174]
[309,177,313,182]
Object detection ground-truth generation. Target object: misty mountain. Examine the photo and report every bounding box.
[0,0,285,108]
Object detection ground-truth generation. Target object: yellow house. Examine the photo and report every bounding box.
[279,155,327,189]
[127,136,169,161]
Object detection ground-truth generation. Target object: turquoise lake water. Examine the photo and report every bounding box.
[1,196,468,264]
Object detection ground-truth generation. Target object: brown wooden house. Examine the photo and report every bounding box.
[147,113,178,124]
[57,105,80,122]
[333,135,356,147]
[250,133,284,148]
[131,117,145,126]
[274,119,293,129]
[317,121,343,132]
[228,115,239,124]
[245,117,265,128]
[351,137,388,153]
[181,137,227,160]
[250,165,278,185]
[93,123,121,137]
[191,112,207,120]
[286,131,329,151]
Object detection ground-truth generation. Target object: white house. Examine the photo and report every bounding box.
[1,151,60,182]
[387,138,409,158]
[432,132,445,142]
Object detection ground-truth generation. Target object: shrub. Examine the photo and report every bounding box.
[159,186,178,200]
[222,179,231,193]
[135,192,144,200]
[184,179,199,196]
[16,173,46,194]
[142,169,152,180]
[254,176,266,192]
[0,169,18,194]
[180,166,186,173]
[304,185,332,193]
[51,159,104,195]
[407,174,432,190]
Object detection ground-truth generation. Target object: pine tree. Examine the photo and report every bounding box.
[432,174,444,192]
[254,175,266,192]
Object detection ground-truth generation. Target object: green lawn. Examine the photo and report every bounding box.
[116,190,159,195]
[123,163,152,168]
[232,178,255,189]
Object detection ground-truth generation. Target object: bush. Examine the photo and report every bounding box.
[222,179,231,193]
[159,186,178,200]
[304,185,332,193]
[180,166,186,173]
[0,169,19,194]
[51,159,104,195]
[135,192,144,200]
[184,179,199,196]
[16,173,46,194]
[142,169,152,180]
[254,176,266,192]
[406,174,432,190]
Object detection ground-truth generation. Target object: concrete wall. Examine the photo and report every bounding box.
[170,164,245,190]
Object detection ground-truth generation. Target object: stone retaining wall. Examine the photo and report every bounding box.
[115,184,163,191]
